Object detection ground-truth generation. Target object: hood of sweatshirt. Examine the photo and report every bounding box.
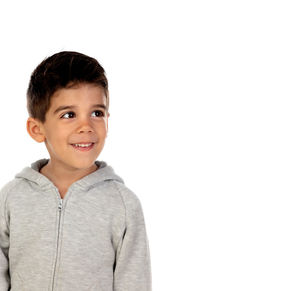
[14,158,125,192]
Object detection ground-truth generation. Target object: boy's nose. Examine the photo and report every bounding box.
[79,127,93,133]
[77,118,94,133]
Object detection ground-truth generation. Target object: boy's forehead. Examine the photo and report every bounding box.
[50,84,106,107]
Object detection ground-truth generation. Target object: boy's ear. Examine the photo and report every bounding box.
[26,117,46,143]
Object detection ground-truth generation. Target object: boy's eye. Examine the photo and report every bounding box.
[61,111,75,119]
[91,110,104,117]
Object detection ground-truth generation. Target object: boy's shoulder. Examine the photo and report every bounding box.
[109,180,145,225]
[107,176,142,203]
[0,178,23,215]
[79,160,144,210]
[0,178,23,200]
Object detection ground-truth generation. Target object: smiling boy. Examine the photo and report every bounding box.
[30,83,109,198]
[0,51,152,291]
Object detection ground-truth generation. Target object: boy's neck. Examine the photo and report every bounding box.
[39,161,98,198]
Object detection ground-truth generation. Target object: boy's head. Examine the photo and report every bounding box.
[26,51,110,171]
[27,51,109,124]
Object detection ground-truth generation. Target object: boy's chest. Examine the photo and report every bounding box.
[8,190,122,290]
[8,189,123,255]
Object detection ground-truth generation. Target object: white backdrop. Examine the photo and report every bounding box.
[0,0,299,290]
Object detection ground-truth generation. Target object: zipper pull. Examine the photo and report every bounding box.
[58,198,63,211]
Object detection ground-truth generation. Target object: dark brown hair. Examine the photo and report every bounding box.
[27,51,109,123]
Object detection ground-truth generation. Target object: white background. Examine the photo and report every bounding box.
[0,0,300,290]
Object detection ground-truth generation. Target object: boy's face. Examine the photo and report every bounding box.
[27,83,109,172]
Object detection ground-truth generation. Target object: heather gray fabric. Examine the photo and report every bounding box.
[0,158,152,291]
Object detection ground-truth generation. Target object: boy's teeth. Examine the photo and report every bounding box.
[73,143,92,147]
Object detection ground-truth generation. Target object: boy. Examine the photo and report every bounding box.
[0,51,152,291]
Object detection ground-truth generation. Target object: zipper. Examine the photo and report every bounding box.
[51,196,63,291]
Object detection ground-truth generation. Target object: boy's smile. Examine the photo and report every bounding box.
[27,83,109,186]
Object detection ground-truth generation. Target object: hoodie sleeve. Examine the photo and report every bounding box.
[0,184,11,290]
[113,186,152,291]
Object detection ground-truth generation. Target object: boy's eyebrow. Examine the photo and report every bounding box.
[53,104,107,115]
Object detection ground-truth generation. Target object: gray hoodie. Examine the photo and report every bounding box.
[0,159,152,291]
